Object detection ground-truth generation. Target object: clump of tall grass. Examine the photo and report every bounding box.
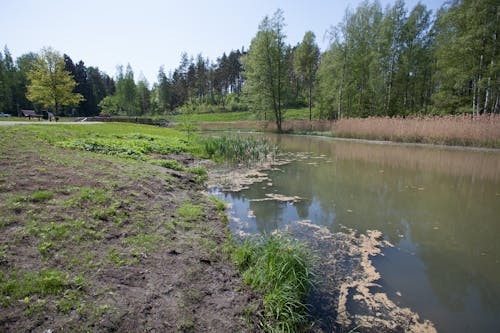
[202,135,278,164]
[233,235,314,332]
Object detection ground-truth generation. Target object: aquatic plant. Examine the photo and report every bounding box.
[202,135,278,164]
[233,235,314,333]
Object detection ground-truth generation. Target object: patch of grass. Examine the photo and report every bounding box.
[125,234,162,255]
[64,187,111,207]
[107,249,127,266]
[151,159,185,171]
[0,269,83,305]
[177,202,204,221]
[233,235,314,333]
[30,190,54,202]
[188,166,208,184]
[56,289,83,313]
[209,196,226,213]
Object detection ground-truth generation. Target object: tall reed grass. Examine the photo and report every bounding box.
[201,115,500,148]
[233,235,314,333]
[202,135,278,164]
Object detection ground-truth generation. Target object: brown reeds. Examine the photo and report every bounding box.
[201,115,500,148]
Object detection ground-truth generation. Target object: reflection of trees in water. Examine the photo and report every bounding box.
[228,133,500,315]
[271,134,500,181]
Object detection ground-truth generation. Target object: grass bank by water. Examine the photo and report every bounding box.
[0,123,314,332]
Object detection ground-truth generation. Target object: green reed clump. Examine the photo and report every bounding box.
[233,235,314,333]
[202,135,277,164]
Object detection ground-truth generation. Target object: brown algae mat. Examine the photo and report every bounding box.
[0,131,260,332]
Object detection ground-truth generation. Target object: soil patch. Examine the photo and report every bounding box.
[0,130,259,332]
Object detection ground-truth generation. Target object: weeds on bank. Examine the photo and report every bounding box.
[233,235,314,333]
[203,135,278,164]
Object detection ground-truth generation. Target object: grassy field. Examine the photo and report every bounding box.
[0,123,313,332]
[0,124,252,331]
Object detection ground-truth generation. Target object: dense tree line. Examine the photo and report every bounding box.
[316,0,498,119]
[0,0,497,119]
[0,47,115,116]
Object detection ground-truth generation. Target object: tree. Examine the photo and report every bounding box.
[26,47,83,114]
[115,64,137,115]
[433,0,499,115]
[294,31,320,120]
[243,9,289,131]
[136,76,151,115]
[13,52,38,114]
[157,66,172,113]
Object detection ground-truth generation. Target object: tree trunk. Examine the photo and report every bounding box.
[472,79,477,116]
[477,54,484,115]
[308,80,312,121]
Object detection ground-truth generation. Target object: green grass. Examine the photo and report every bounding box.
[177,202,204,221]
[171,111,258,122]
[30,190,54,202]
[233,235,314,333]
[203,135,278,164]
[151,159,185,171]
[0,269,84,305]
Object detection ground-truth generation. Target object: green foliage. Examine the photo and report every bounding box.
[30,190,54,202]
[209,196,226,213]
[243,9,289,131]
[294,31,320,121]
[151,159,185,171]
[188,166,208,184]
[58,133,188,160]
[177,202,204,220]
[233,235,314,332]
[0,270,83,304]
[26,47,84,114]
[202,135,277,164]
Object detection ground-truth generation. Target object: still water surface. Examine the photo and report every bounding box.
[211,134,500,333]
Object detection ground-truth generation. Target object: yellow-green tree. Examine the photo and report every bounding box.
[26,47,83,114]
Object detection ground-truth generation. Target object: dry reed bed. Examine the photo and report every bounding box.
[284,115,500,147]
[200,115,499,148]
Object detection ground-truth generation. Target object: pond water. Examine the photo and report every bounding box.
[210,133,500,333]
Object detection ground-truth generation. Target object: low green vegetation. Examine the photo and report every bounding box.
[30,190,55,202]
[233,235,314,332]
[203,135,278,164]
[0,122,309,331]
[0,269,84,305]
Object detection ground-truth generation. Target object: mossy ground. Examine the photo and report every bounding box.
[0,124,260,332]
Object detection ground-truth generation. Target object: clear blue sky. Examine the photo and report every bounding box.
[0,0,443,84]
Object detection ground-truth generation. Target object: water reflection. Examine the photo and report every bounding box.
[214,134,500,333]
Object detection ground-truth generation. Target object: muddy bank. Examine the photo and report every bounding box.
[208,152,436,332]
[0,130,260,332]
[285,221,436,333]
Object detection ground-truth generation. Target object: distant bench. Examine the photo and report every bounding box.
[21,109,43,120]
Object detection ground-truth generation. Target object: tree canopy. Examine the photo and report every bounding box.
[26,48,83,114]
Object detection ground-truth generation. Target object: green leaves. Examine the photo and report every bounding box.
[26,47,83,113]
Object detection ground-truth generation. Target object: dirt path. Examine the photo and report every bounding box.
[0,130,259,332]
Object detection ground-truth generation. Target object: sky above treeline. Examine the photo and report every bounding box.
[0,0,443,84]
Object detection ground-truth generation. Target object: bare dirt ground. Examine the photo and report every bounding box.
[0,130,260,332]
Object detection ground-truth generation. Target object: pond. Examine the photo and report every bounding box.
[210,133,500,333]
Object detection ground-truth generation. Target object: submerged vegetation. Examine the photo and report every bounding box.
[232,235,314,332]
